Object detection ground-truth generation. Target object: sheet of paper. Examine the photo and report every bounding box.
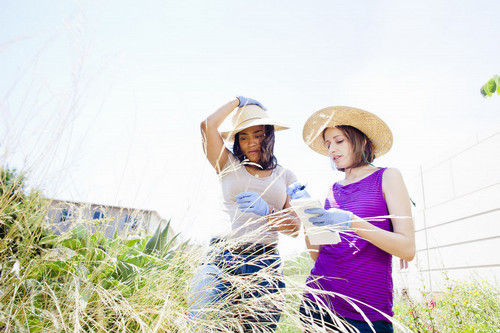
[290,198,341,245]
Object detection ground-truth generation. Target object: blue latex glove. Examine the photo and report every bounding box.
[286,181,310,200]
[235,192,270,216]
[237,96,267,110]
[305,207,353,231]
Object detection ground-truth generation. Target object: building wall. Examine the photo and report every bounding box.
[47,200,171,239]
[394,127,500,296]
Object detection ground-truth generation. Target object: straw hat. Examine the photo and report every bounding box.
[220,104,289,141]
[302,106,393,157]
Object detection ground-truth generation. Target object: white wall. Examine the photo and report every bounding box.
[394,126,500,296]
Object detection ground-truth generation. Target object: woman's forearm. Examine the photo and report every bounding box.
[305,234,321,261]
[201,98,239,132]
[201,98,239,171]
[351,216,416,261]
[267,209,301,237]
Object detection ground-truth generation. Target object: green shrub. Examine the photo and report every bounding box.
[0,166,193,331]
[394,276,500,332]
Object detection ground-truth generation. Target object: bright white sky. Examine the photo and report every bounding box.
[2,0,500,257]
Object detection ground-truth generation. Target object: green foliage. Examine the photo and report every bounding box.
[394,276,500,332]
[1,216,192,331]
[282,251,314,285]
[0,166,52,265]
[480,74,500,97]
[0,165,194,331]
[276,252,315,333]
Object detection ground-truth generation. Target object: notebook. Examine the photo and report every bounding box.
[290,198,341,245]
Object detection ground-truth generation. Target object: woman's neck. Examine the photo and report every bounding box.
[342,164,377,184]
[245,165,272,177]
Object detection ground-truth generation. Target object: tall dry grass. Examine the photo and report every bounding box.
[0,168,415,332]
[0,167,193,331]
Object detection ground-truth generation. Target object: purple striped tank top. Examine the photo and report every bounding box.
[305,168,394,322]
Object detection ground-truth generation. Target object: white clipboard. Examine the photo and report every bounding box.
[290,198,341,245]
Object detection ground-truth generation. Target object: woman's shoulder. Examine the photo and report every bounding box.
[276,163,297,183]
[381,167,406,188]
[219,152,241,173]
[382,167,403,178]
[227,152,238,163]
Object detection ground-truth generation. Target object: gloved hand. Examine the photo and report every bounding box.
[304,207,353,231]
[237,96,267,110]
[286,181,310,200]
[235,192,270,216]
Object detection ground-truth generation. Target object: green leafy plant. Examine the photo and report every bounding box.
[394,275,500,332]
[480,75,500,97]
[0,166,194,331]
[0,166,53,273]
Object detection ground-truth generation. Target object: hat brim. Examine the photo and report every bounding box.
[220,119,289,141]
[302,106,393,158]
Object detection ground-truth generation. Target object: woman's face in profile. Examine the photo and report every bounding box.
[323,127,353,170]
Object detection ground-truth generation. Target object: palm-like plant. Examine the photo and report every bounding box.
[0,166,193,332]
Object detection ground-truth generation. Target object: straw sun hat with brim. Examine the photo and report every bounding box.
[220,104,289,141]
[303,106,393,158]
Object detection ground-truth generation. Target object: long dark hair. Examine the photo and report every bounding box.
[323,125,374,171]
[233,125,277,170]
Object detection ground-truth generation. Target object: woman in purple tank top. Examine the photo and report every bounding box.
[288,106,416,333]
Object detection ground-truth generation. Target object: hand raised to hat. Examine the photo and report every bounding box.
[237,96,267,111]
[235,192,270,216]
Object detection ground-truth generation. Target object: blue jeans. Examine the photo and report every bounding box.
[299,298,393,333]
[187,246,285,332]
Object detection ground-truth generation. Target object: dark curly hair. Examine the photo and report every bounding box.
[233,125,277,170]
